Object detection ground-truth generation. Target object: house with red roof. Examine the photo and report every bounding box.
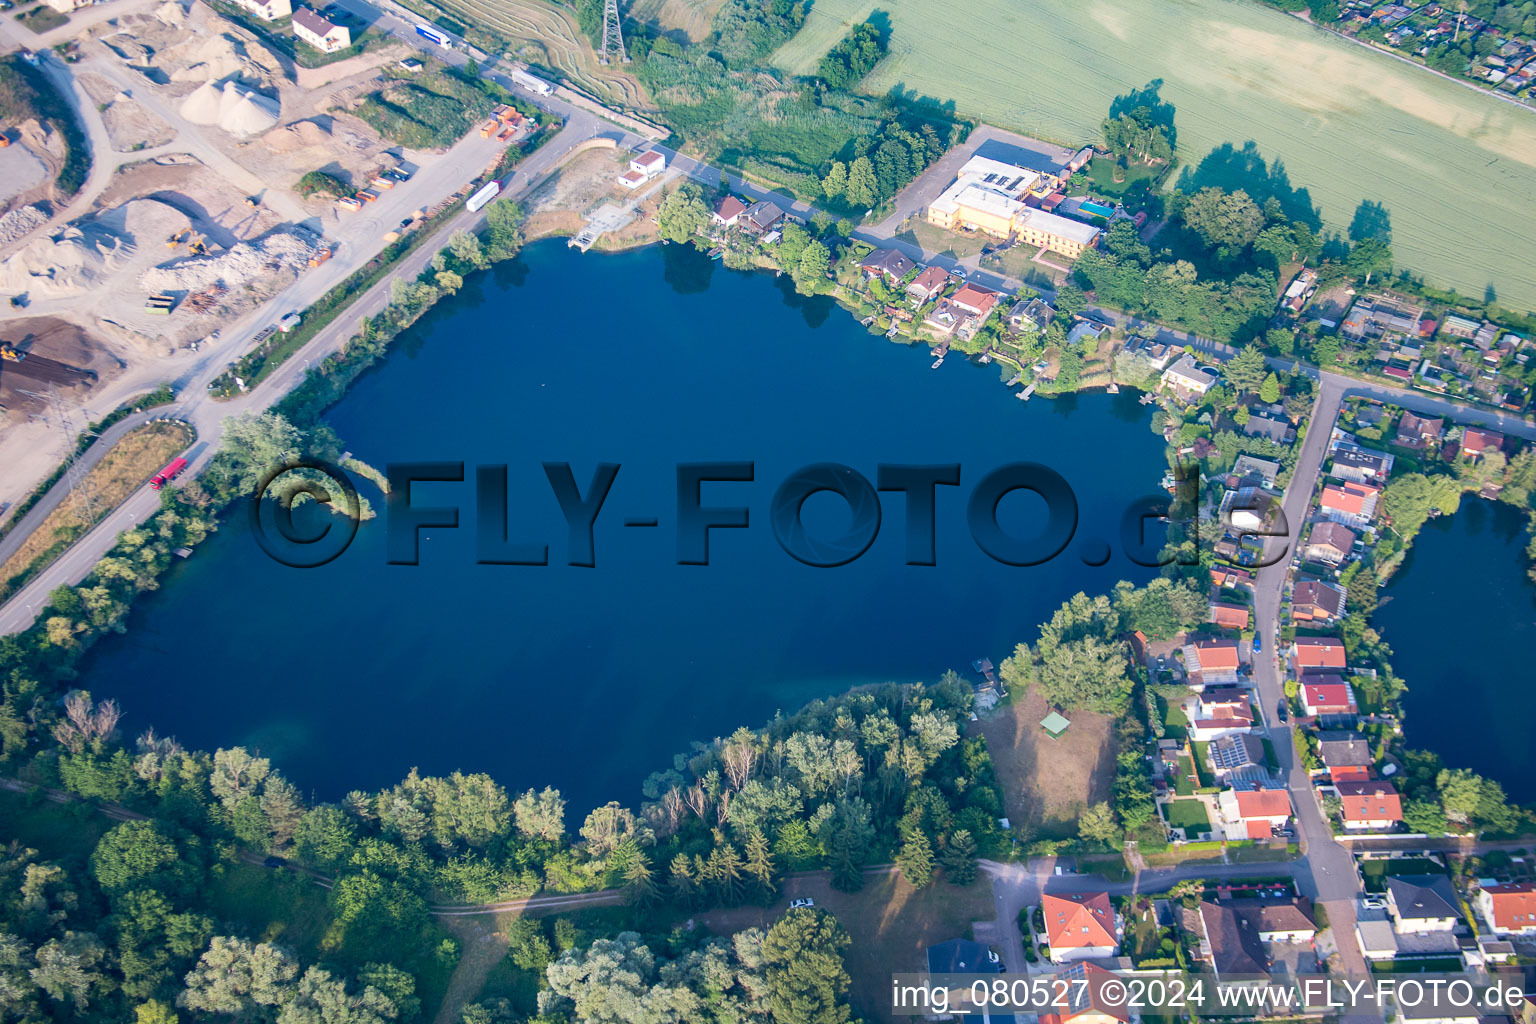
[1187,686,1255,742]
[1038,962,1131,1024]
[1042,891,1120,963]
[1477,882,1536,936]
[711,195,748,227]
[1319,481,1381,529]
[1216,785,1292,840]
[923,282,1000,339]
[905,265,950,304]
[1182,638,1242,686]
[1301,678,1358,717]
[1209,600,1250,630]
[1292,579,1345,623]
[1336,779,1403,830]
[1211,565,1257,592]
[1291,636,1347,675]
[1461,428,1505,459]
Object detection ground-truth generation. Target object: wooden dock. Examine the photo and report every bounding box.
[1016,383,1037,401]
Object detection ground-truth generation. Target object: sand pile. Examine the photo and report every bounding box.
[262,118,331,154]
[154,1,184,26]
[178,79,279,134]
[0,199,188,299]
[0,206,49,247]
[140,228,320,293]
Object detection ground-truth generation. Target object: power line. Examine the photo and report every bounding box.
[599,0,628,65]
[18,388,101,526]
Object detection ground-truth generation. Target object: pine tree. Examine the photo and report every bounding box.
[1258,372,1281,405]
[622,848,660,907]
[895,830,934,888]
[668,853,698,908]
[712,840,745,906]
[829,828,864,893]
[938,829,977,886]
[743,827,777,903]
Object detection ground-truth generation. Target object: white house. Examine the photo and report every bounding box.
[229,0,293,19]
[1216,786,1291,840]
[1041,891,1120,963]
[1476,882,1536,936]
[1161,354,1214,396]
[1386,876,1460,934]
[292,7,351,52]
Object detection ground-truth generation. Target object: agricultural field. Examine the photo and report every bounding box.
[626,0,727,42]
[428,0,649,108]
[772,0,1536,311]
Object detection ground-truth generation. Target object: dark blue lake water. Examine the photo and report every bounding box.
[81,241,1169,812]
[1377,497,1536,803]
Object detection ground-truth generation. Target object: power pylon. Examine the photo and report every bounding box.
[19,387,101,525]
[599,0,628,64]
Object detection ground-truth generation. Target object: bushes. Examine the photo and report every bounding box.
[817,20,885,89]
[296,170,350,197]
[0,54,91,197]
[355,68,503,148]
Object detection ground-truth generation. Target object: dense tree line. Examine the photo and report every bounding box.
[816,20,885,89]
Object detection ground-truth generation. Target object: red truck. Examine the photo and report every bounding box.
[150,457,188,490]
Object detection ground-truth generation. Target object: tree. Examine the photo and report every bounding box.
[1225,344,1268,394]
[743,828,776,902]
[448,229,486,269]
[513,787,565,842]
[178,937,299,1016]
[1258,372,1281,405]
[209,747,271,812]
[294,807,358,872]
[621,847,660,908]
[483,200,525,262]
[794,240,831,291]
[29,934,105,1013]
[91,821,195,901]
[895,830,934,888]
[821,161,847,200]
[844,157,877,209]
[1078,802,1120,844]
[759,910,853,1024]
[1181,188,1264,251]
[1346,237,1392,285]
[939,829,977,885]
[657,184,709,243]
[1382,473,1462,540]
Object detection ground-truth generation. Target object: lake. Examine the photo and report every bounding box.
[1377,498,1536,802]
[81,241,1169,814]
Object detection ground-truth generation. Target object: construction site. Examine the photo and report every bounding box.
[0,0,527,523]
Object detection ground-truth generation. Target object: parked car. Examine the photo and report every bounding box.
[262,856,287,869]
[1253,634,1262,654]
[1276,700,1288,723]
[788,898,814,910]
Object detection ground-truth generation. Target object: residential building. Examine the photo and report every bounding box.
[1007,297,1054,333]
[1243,414,1294,445]
[1161,354,1215,397]
[924,283,1000,339]
[925,937,999,974]
[1331,447,1394,484]
[1038,962,1131,1024]
[1189,686,1255,742]
[1461,427,1504,458]
[1292,579,1346,623]
[1301,677,1358,717]
[1230,899,1316,943]
[1319,480,1380,528]
[1292,636,1347,675]
[1211,565,1257,593]
[1317,731,1373,782]
[905,265,949,304]
[1476,882,1536,936]
[711,195,747,227]
[1196,901,1270,976]
[1396,411,1444,449]
[1042,891,1120,962]
[739,201,784,236]
[616,169,649,190]
[292,7,351,52]
[1217,785,1291,839]
[1209,600,1250,630]
[1182,638,1242,686]
[1015,207,1101,257]
[858,247,915,286]
[1303,522,1357,566]
[628,150,666,180]
[230,0,293,18]
[1208,733,1266,780]
[1342,294,1423,341]
[1337,779,1403,830]
[1386,875,1461,933]
[1231,454,1281,490]
[1123,335,1177,370]
[1067,317,1110,347]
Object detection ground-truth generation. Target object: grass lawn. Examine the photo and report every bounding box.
[14,5,66,30]
[1173,755,1195,797]
[977,690,1115,840]
[1163,799,1210,834]
[1191,742,1214,788]
[0,421,194,601]
[1161,698,1189,740]
[200,863,335,956]
[895,220,989,260]
[691,870,997,1023]
[1085,158,1162,197]
[0,788,111,865]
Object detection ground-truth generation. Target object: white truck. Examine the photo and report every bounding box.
[511,68,553,96]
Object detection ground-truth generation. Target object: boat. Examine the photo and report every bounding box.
[707,248,723,260]
[931,356,944,369]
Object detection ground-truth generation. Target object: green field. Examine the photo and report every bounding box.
[772,0,1536,311]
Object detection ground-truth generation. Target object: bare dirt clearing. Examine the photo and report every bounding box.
[977,690,1115,840]
[0,316,120,430]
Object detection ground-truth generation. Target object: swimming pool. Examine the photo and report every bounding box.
[1079,200,1117,218]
